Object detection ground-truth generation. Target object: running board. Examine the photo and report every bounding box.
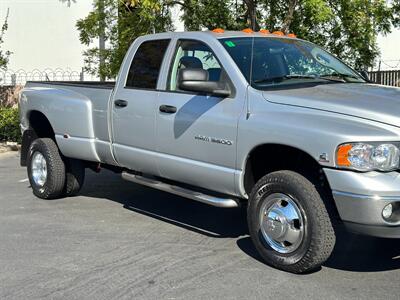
[121,172,239,208]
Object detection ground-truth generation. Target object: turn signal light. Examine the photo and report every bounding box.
[212,28,225,33]
[336,144,353,167]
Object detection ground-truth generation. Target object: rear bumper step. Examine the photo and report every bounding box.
[122,172,239,208]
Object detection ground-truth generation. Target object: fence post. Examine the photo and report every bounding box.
[11,74,16,86]
[80,68,84,81]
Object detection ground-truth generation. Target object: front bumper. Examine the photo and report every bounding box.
[324,168,400,238]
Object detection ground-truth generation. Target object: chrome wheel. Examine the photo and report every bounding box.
[259,193,305,254]
[31,151,47,187]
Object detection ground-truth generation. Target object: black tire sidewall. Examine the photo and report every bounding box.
[27,138,65,199]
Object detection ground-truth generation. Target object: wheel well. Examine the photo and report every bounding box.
[244,144,332,198]
[20,111,56,167]
[28,110,55,139]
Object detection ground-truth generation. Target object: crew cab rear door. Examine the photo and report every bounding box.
[155,39,246,195]
[111,38,171,174]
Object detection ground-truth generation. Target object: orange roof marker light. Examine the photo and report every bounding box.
[272,31,285,36]
[242,28,254,34]
[212,28,225,33]
[287,33,297,38]
[259,29,270,34]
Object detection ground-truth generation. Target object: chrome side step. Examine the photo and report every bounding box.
[121,172,239,208]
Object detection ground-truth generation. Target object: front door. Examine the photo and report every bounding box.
[155,39,245,195]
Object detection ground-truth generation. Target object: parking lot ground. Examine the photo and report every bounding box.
[1,152,400,299]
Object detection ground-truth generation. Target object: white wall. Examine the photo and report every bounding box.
[0,0,92,72]
[377,28,400,70]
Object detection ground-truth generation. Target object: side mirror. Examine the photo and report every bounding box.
[358,70,370,82]
[177,68,231,97]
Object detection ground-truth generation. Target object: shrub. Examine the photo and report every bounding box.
[0,85,22,108]
[0,107,21,142]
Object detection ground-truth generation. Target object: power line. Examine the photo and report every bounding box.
[380,59,400,69]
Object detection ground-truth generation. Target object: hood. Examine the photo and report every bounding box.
[262,83,400,127]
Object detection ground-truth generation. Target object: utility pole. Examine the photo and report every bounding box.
[98,0,106,81]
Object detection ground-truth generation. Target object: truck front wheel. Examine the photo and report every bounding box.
[27,138,66,199]
[247,170,335,273]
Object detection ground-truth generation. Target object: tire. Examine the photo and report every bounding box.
[27,138,66,199]
[247,170,335,274]
[64,158,85,196]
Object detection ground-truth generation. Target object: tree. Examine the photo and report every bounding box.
[0,8,11,71]
[69,0,173,79]
[180,0,400,69]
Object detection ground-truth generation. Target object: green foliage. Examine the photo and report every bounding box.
[0,8,11,71]
[0,107,21,143]
[75,0,173,79]
[181,0,400,69]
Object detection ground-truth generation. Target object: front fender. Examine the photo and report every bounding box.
[236,91,400,196]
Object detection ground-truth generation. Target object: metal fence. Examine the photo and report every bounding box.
[0,68,87,86]
[368,70,400,87]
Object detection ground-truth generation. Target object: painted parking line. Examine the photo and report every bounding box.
[18,178,29,183]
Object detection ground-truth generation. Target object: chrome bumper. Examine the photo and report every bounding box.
[324,168,400,238]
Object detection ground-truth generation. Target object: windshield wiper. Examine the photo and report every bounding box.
[319,72,362,82]
[254,74,316,84]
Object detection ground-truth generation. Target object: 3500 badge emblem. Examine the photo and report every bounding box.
[195,135,233,146]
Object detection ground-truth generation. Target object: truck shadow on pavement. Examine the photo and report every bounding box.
[236,229,400,273]
[81,169,400,273]
[80,169,248,239]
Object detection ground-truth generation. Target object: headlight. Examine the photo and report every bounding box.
[336,143,400,171]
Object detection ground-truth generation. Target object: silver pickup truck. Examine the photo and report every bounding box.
[19,30,400,273]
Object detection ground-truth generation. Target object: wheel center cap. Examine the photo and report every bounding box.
[265,210,288,241]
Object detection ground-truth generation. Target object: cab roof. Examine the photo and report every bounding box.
[141,30,300,41]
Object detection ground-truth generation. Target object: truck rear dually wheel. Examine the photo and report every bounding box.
[27,138,66,199]
[64,158,85,196]
[247,170,335,273]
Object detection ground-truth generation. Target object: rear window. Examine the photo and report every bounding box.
[126,39,170,89]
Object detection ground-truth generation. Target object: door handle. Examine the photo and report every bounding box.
[114,99,128,108]
[159,105,177,114]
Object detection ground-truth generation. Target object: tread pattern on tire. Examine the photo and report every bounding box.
[27,138,66,199]
[248,170,336,274]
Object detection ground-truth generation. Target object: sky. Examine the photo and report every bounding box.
[0,0,399,74]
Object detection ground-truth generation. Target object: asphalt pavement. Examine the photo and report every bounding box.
[1,152,400,299]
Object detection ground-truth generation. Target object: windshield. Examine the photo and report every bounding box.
[220,37,365,89]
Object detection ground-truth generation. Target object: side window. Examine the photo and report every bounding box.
[126,39,170,89]
[169,40,222,91]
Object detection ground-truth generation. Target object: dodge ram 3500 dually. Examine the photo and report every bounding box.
[19,30,400,273]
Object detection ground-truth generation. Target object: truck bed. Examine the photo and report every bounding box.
[21,81,117,165]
